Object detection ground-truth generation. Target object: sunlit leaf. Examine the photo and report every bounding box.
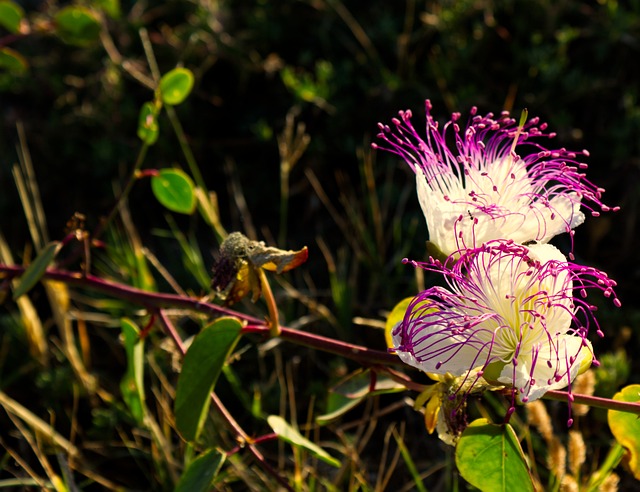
[267,415,340,467]
[151,168,196,214]
[384,297,413,348]
[137,101,160,145]
[119,318,146,423]
[175,448,225,492]
[608,384,640,479]
[0,1,24,33]
[456,418,534,492]
[174,317,242,442]
[54,6,101,46]
[159,68,194,105]
[13,241,61,300]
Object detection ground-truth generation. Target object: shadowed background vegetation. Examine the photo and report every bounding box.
[1,0,639,490]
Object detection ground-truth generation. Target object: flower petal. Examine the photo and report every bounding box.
[498,336,593,402]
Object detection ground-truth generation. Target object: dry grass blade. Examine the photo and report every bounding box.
[0,390,81,458]
[44,280,99,395]
[13,122,49,251]
[0,232,48,365]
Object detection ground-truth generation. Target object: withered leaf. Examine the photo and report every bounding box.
[211,232,308,305]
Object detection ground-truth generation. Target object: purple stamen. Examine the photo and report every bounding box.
[373,100,618,255]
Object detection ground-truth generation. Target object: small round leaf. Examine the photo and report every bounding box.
[151,168,196,214]
[159,68,194,105]
[0,1,24,33]
[54,6,101,46]
[137,101,159,145]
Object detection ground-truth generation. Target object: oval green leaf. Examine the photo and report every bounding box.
[174,448,225,492]
[0,1,24,33]
[151,168,196,214]
[137,101,160,145]
[174,317,242,442]
[119,318,146,424]
[159,68,194,105]
[267,415,340,468]
[0,47,27,74]
[54,6,101,46]
[13,241,61,300]
[456,418,534,492]
[608,384,640,479]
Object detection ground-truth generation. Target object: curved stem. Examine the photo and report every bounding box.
[543,389,640,415]
[243,324,399,366]
[257,269,280,337]
[0,265,400,367]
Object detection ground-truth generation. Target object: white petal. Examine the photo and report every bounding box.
[393,328,491,376]
[497,336,592,401]
[526,242,567,263]
[522,193,585,244]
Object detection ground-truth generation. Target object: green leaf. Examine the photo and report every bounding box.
[608,384,640,480]
[456,418,534,492]
[54,6,101,46]
[316,391,364,426]
[174,317,242,442]
[174,448,225,492]
[159,68,194,105]
[119,318,146,423]
[316,369,405,425]
[13,241,60,300]
[95,0,120,19]
[0,1,24,33]
[0,47,27,74]
[137,101,160,145]
[333,369,405,399]
[267,415,340,468]
[151,169,196,214]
